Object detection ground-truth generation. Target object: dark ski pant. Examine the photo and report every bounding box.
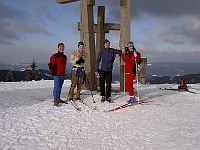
[99,70,112,98]
[53,76,64,100]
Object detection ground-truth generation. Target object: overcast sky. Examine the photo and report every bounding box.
[0,0,200,64]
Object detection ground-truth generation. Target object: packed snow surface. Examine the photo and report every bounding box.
[0,80,200,150]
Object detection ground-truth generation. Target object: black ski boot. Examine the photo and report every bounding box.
[76,97,81,101]
[54,99,62,107]
[101,96,105,102]
[106,97,113,103]
[58,98,66,103]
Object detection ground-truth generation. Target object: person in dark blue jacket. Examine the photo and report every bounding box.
[95,39,122,103]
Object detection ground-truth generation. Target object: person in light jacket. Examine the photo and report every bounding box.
[68,41,87,101]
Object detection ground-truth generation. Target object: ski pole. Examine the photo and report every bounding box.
[121,49,126,97]
[135,58,140,104]
[86,75,95,103]
[124,53,126,96]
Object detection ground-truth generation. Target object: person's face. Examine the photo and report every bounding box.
[128,44,134,51]
[58,45,64,53]
[104,42,110,48]
[78,45,84,52]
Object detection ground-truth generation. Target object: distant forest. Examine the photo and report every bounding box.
[0,69,200,84]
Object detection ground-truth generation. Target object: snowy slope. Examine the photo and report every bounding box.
[0,80,200,150]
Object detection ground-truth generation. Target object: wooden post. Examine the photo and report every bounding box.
[56,0,147,88]
[139,57,147,84]
[120,0,130,91]
[79,0,96,90]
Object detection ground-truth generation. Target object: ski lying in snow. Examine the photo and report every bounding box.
[78,100,97,110]
[159,88,198,94]
[188,86,200,90]
[159,88,180,91]
[185,90,198,94]
[70,100,81,111]
[74,93,97,95]
[104,100,152,112]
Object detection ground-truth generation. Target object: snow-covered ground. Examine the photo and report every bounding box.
[0,80,200,150]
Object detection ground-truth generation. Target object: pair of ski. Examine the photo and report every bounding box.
[159,88,198,94]
[104,100,152,112]
[70,99,97,111]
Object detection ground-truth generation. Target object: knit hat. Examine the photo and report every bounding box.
[58,42,64,48]
[78,41,84,47]
[104,39,110,44]
[127,41,134,46]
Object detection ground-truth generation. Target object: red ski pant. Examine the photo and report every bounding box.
[125,73,136,96]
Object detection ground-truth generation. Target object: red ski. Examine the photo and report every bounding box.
[104,100,152,112]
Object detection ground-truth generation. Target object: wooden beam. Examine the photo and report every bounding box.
[78,22,120,33]
[56,0,80,4]
[120,0,130,91]
[104,23,120,33]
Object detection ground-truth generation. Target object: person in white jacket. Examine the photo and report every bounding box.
[68,41,87,100]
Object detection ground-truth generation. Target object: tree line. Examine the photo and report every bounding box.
[4,59,40,82]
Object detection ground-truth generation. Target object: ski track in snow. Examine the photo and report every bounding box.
[0,80,200,150]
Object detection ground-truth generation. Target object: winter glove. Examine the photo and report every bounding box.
[79,57,85,63]
[48,62,53,69]
[76,57,85,65]
[76,59,82,65]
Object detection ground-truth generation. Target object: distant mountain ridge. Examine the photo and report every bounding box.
[1,62,200,77]
[146,62,200,78]
[0,62,200,83]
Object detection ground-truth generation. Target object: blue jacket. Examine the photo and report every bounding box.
[95,48,122,72]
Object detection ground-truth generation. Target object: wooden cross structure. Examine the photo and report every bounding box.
[56,0,147,91]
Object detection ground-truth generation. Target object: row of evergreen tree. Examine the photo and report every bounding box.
[5,59,41,82]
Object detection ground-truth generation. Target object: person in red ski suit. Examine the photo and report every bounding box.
[122,41,142,104]
[179,78,187,90]
[48,42,67,106]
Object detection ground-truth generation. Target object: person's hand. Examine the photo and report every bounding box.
[134,51,137,57]
[115,54,119,58]
[76,59,82,65]
[95,72,99,76]
[95,72,100,78]
[122,47,126,53]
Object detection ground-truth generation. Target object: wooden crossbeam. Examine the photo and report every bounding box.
[78,22,120,33]
[56,0,94,5]
[56,0,80,4]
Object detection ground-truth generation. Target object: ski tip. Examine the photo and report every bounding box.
[77,108,81,111]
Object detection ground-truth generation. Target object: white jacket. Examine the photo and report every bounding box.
[70,50,87,69]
